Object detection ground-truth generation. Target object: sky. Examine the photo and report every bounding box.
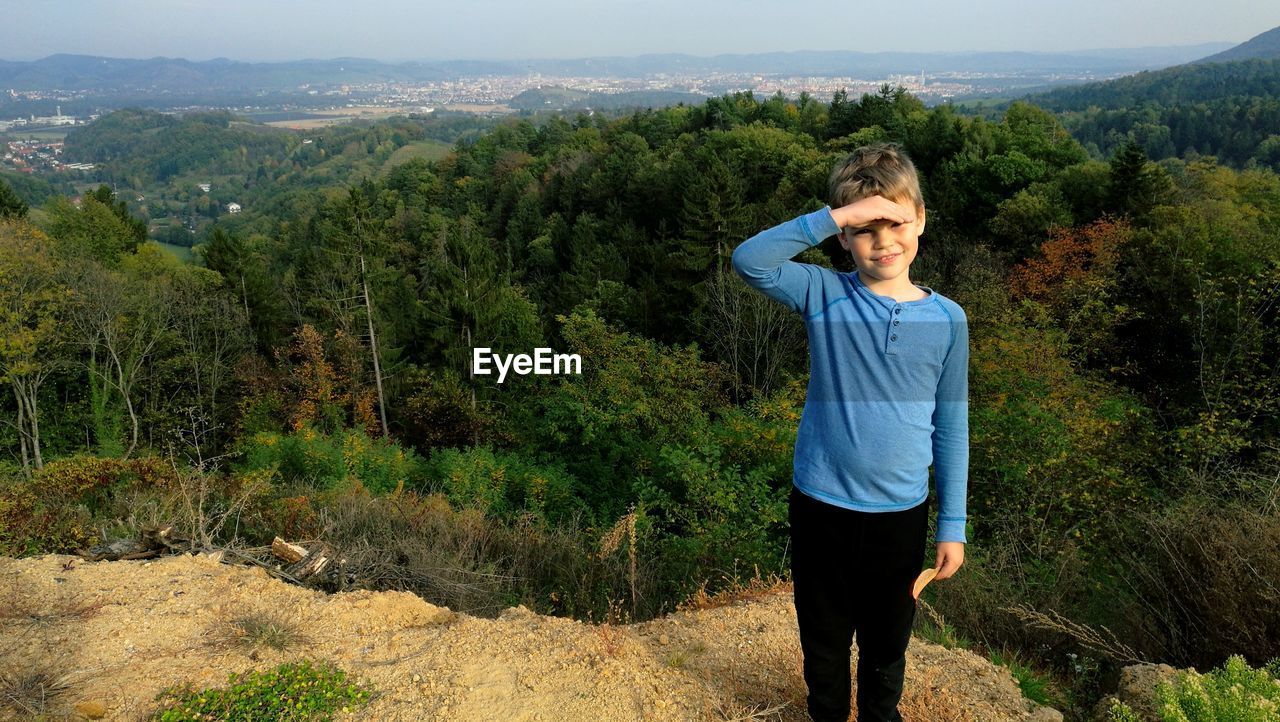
[3,0,1277,63]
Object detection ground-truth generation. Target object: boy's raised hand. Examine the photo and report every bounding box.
[934,541,965,580]
[829,194,917,232]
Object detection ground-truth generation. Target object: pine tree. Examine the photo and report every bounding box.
[0,179,28,219]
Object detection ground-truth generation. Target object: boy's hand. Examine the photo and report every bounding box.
[829,195,917,232]
[934,541,965,580]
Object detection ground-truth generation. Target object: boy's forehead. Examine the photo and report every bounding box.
[847,191,919,207]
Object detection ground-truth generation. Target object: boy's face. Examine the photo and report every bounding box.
[836,197,926,283]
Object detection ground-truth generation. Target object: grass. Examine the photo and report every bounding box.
[912,598,974,651]
[205,609,310,654]
[913,596,1069,711]
[0,588,106,625]
[675,565,790,613]
[0,667,73,719]
[988,645,1065,709]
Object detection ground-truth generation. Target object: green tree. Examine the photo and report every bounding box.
[1106,140,1173,222]
[0,179,28,219]
[0,220,69,472]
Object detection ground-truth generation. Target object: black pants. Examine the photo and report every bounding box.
[789,485,929,722]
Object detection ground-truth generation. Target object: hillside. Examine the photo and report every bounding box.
[1,553,1064,721]
[1194,25,1280,64]
[1024,56,1280,111]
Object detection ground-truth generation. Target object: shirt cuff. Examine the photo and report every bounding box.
[799,206,840,246]
[937,517,967,544]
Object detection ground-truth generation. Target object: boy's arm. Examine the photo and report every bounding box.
[730,207,839,315]
[932,304,970,545]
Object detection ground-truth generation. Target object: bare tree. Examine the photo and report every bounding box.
[694,260,806,399]
[66,260,176,458]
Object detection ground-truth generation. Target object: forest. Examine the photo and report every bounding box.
[1022,57,1280,166]
[2,82,1279,717]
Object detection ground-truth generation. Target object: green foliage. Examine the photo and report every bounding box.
[1146,655,1280,721]
[44,193,142,263]
[517,308,733,514]
[964,286,1160,552]
[1035,58,1280,165]
[238,428,423,495]
[0,178,28,219]
[988,647,1064,709]
[1107,699,1145,721]
[0,456,171,555]
[151,660,370,722]
[422,444,580,524]
[65,108,294,186]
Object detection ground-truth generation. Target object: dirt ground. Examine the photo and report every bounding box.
[1,553,1064,721]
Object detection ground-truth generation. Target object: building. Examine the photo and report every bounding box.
[227,202,241,213]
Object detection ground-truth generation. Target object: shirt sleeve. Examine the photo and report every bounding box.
[730,206,840,316]
[932,302,970,544]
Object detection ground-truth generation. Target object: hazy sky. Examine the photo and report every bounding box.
[4,0,1276,62]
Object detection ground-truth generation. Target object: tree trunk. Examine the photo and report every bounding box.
[359,252,389,439]
[13,385,30,476]
[110,348,140,459]
[463,322,477,447]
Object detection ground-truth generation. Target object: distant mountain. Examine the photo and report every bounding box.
[1193,25,1280,64]
[0,54,476,92]
[0,43,1236,94]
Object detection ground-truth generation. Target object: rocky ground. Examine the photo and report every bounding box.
[2,552,1066,721]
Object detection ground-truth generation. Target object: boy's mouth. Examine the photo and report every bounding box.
[874,253,900,265]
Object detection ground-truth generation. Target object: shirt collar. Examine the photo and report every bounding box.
[849,271,935,310]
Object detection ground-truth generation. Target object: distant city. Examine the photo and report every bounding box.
[0,66,1126,135]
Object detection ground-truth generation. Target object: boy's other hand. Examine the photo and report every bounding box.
[829,194,917,232]
[934,541,965,580]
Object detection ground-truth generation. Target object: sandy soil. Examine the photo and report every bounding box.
[1,553,1063,721]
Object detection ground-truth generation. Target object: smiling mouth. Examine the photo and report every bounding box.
[874,253,900,264]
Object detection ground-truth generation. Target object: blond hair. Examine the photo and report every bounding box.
[827,142,924,211]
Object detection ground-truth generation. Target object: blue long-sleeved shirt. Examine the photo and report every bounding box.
[731,206,970,544]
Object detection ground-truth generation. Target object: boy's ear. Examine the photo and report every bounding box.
[918,206,927,235]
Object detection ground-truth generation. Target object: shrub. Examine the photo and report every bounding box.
[239,428,423,494]
[1108,655,1280,721]
[422,444,580,524]
[151,660,370,721]
[1109,489,1280,669]
[0,456,173,555]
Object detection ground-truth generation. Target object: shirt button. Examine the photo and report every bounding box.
[894,308,901,315]
[893,320,900,326]
[890,334,897,341]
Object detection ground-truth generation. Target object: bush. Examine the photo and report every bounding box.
[1109,655,1280,721]
[1108,487,1280,669]
[152,660,370,721]
[239,427,423,494]
[0,456,173,556]
[311,486,643,620]
[421,444,580,524]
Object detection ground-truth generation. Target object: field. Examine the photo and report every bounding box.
[262,104,515,129]
[0,128,70,142]
[383,139,455,172]
[154,240,194,263]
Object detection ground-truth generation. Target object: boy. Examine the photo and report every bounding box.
[730,142,969,722]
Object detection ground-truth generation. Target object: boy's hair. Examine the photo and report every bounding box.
[827,142,924,211]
